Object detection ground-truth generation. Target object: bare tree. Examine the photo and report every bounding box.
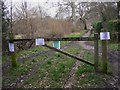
[56,1,117,31]
[56,1,93,31]
[1,0,10,55]
[12,1,46,38]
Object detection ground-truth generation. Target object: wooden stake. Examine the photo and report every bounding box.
[94,33,99,72]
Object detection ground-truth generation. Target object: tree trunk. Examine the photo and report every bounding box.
[2,33,8,55]
[71,2,76,32]
[117,1,120,19]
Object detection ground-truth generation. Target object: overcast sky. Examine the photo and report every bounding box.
[6,0,119,17]
[6,0,63,17]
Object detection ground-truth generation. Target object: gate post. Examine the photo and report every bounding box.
[100,30,110,74]
[94,33,99,72]
[9,32,17,68]
[101,40,107,73]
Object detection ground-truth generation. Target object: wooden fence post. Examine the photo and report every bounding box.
[94,33,99,72]
[9,32,17,67]
[102,40,108,73]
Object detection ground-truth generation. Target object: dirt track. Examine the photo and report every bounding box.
[63,31,93,88]
[77,31,119,88]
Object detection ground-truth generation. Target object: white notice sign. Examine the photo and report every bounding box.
[100,32,110,40]
[35,38,45,46]
[9,43,14,52]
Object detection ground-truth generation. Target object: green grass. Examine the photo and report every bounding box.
[108,43,119,51]
[75,48,112,88]
[3,55,48,86]
[16,46,48,59]
[65,32,83,37]
[23,55,75,88]
[2,55,11,66]
[65,45,82,55]
[98,40,119,51]
[75,73,104,88]
[21,43,110,88]
[76,65,94,76]
[61,41,70,47]
[21,45,82,88]
[23,73,39,85]
[76,49,95,77]
[82,50,94,64]
[98,58,113,75]
[3,63,31,86]
[2,46,48,66]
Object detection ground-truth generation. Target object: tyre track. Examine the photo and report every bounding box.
[2,50,53,74]
[2,41,73,74]
[63,50,84,88]
[8,56,54,88]
[63,31,91,88]
[63,60,80,88]
[4,41,75,88]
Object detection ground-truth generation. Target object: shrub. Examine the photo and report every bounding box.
[108,19,120,32]
[93,21,103,33]
[108,19,119,43]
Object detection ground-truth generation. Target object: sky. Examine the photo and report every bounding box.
[6,0,119,17]
[7,0,61,3]
[6,0,62,17]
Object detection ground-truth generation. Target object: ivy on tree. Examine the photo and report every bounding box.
[1,1,10,33]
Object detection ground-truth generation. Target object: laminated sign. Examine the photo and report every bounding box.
[53,41,60,49]
[9,43,14,52]
[100,32,110,40]
[35,38,45,46]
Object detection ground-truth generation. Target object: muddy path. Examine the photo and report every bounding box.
[78,31,119,76]
[106,50,119,88]
[63,31,93,88]
[77,31,119,88]
[108,50,119,76]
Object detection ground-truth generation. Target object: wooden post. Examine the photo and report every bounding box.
[102,40,107,73]
[94,33,99,72]
[9,32,17,67]
[100,28,109,74]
